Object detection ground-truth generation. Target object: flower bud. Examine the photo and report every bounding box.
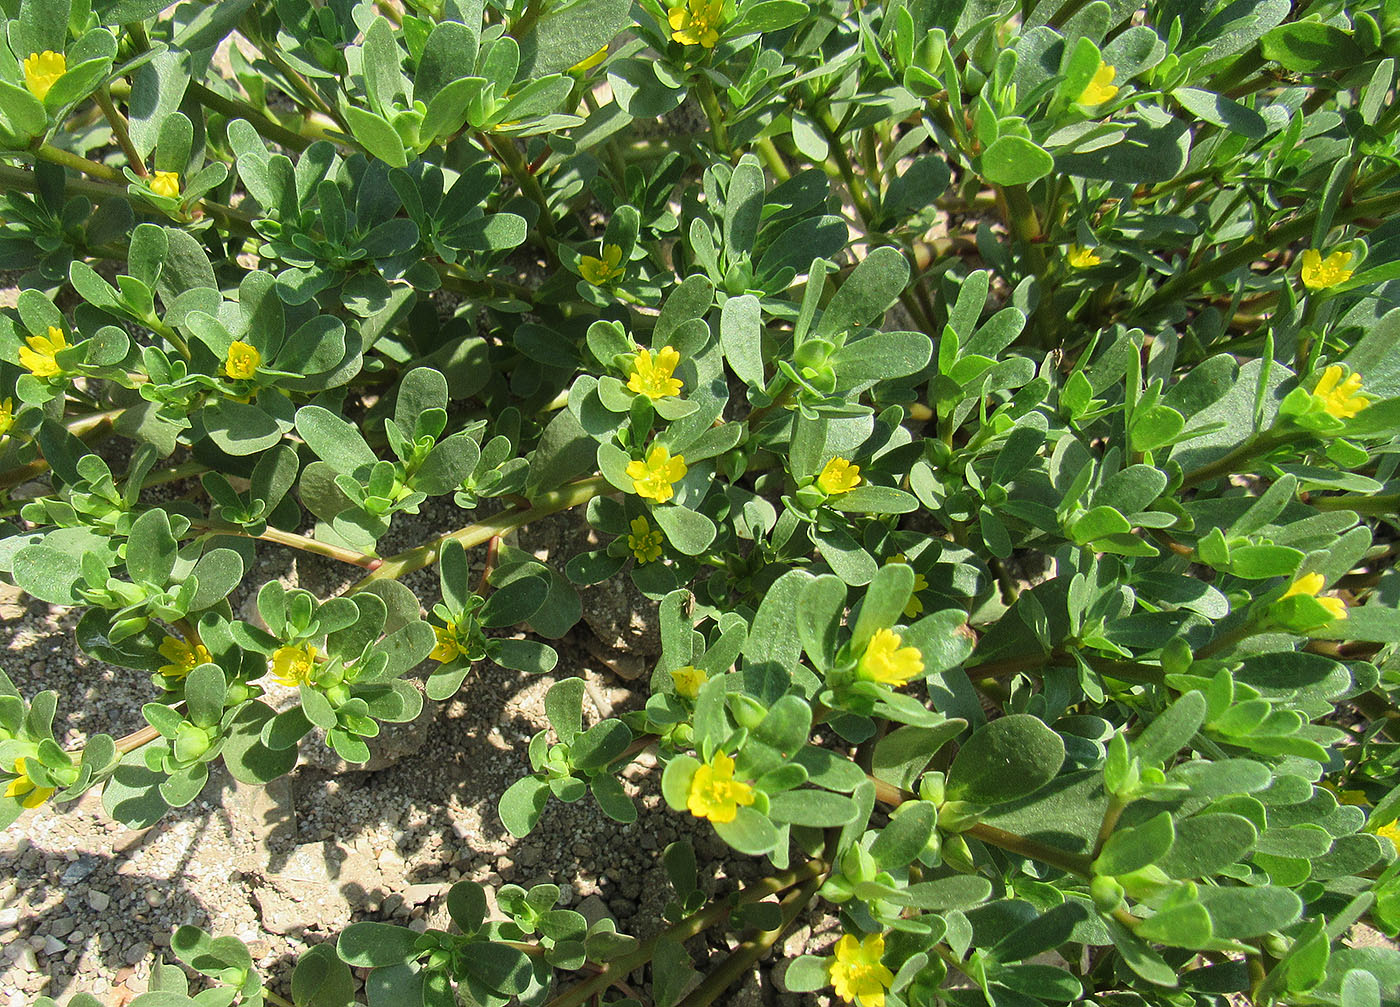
[729,694,766,730]
[1161,637,1193,676]
[794,484,827,511]
[919,771,945,805]
[942,833,975,872]
[1090,875,1125,912]
[841,844,877,884]
[819,874,854,903]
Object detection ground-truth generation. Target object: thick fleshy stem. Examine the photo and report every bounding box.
[351,476,611,589]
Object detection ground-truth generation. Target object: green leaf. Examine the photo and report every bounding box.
[1171,88,1266,138]
[1158,814,1257,878]
[545,678,585,745]
[343,104,408,168]
[981,135,1055,186]
[816,246,910,338]
[833,330,934,386]
[1228,544,1303,579]
[608,58,685,118]
[719,293,764,388]
[101,749,169,829]
[517,0,633,77]
[1105,917,1178,987]
[1135,901,1213,949]
[479,571,549,627]
[872,720,964,791]
[1197,886,1302,939]
[499,775,550,837]
[726,0,807,35]
[571,719,631,770]
[851,562,914,653]
[1261,21,1364,72]
[652,504,717,556]
[222,701,297,785]
[291,942,356,1007]
[591,773,636,823]
[797,574,845,672]
[12,545,83,605]
[296,406,377,472]
[713,805,779,855]
[947,714,1065,804]
[1094,811,1175,876]
[895,875,993,910]
[766,789,858,826]
[338,922,420,968]
[782,955,832,993]
[1133,691,1206,766]
[126,507,177,585]
[869,800,936,869]
[1070,505,1131,543]
[448,881,487,936]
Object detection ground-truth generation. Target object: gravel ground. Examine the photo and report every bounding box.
[0,499,844,1006]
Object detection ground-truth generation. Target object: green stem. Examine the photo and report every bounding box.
[36,143,123,182]
[0,408,123,489]
[352,476,610,589]
[1136,189,1400,316]
[94,87,146,176]
[674,874,826,1007]
[543,859,826,1007]
[1001,184,1048,277]
[1179,428,1307,490]
[188,81,315,151]
[1093,795,1127,860]
[695,75,731,158]
[815,111,877,224]
[754,135,791,182]
[1312,492,1400,515]
[483,132,557,240]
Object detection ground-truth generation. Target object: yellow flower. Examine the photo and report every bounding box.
[668,0,725,48]
[430,622,462,663]
[856,628,925,687]
[149,170,181,199]
[0,398,14,438]
[626,444,688,503]
[1066,245,1101,268]
[224,340,262,380]
[1337,790,1370,806]
[23,51,65,101]
[817,457,861,495]
[579,244,625,286]
[269,643,318,687]
[18,325,68,378]
[627,516,665,563]
[157,635,212,681]
[570,45,609,73]
[1078,61,1118,105]
[671,665,707,699]
[686,751,754,823]
[829,933,894,1007]
[627,345,684,400]
[1313,365,1368,419]
[888,555,929,620]
[4,756,53,809]
[1300,249,1353,291]
[1282,572,1348,621]
[1376,819,1400,854]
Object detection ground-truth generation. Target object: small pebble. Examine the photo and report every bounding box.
[87,891,109,912]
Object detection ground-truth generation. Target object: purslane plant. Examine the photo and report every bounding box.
[3,0,1400,1005]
